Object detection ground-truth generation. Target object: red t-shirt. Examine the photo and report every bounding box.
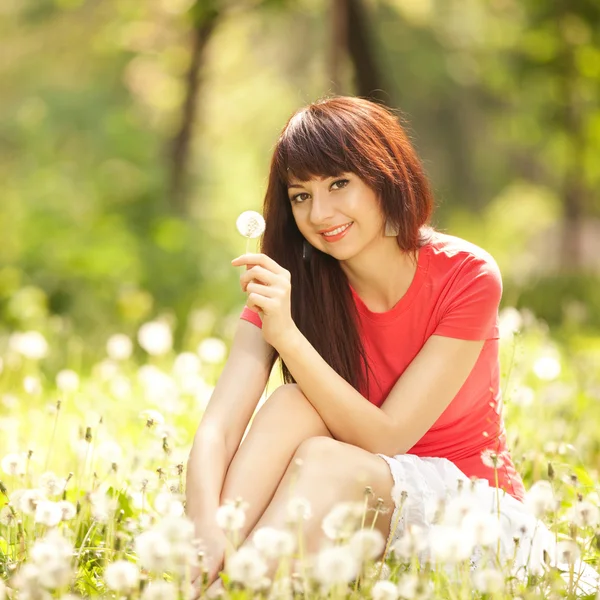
[240,231,525,502]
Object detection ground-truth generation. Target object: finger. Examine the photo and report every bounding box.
[232,253,288,276]
[247,293,271,314]
[246,282,278,298]
[240,265,278,291]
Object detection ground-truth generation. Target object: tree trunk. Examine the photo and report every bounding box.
[168,2,220,215]
[345,0,389,105]
[329,0,347,94]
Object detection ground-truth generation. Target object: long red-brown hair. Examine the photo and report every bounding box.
[260,96,435,396]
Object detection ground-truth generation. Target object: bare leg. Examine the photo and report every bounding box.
[219,384,333,541]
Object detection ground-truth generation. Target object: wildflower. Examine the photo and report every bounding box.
[216,500,246,532]
[236,210,266,238]
[429,524,473,564]
[462,511,501,546]
[135,530,172,572]
[58,500,76,521]
[35,500,63,527]
[56,369,79,393]
[524,480,556,517]
[156,514,195,544]
[569,499,599,528]
[533,355,561,381]
[2,452,26,476]
[253,527,296,559]
[371,580,399,600]
[322,501,364,541]
[139,409,165,429]
[30,530,74,589]
[141,580,177,600]
[556,540,581,566]
[89,490,115,522]
[226,546,268,589]
[481,449,505,469]
[396,573,419,599]
[286,496,312,522]
[96,440,123,467]
[106,333,133,361]
[472,568,504,593]
[9,331,48,360]
[197,337,227,364]
[19,489,46,515]
[104,560,140,594]
[0,505,16,527]
[391,525,428,560]
[442,494,479,527]
[137,320,173,356]
[349,528,385,562]
[39,472,66,497]
[313,545,359,588]
[154,492,184,517]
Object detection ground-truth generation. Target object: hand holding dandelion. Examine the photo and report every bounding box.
[236,210,265,255]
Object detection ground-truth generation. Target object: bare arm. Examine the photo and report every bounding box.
[185,319,273,527]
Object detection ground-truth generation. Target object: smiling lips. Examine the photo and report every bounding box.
[320,222,353,241]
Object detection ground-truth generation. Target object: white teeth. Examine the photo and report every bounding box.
[322,223,352,237]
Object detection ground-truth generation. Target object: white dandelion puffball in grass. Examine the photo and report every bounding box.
[371,580,399,600]
[429,524,473,564]
[141,580,178,600]
[135,530,172,572]
[226,546,268,589]
[253,527,296,559]
[9,331,48,360]
[216,501,246,532]
[322,501,365,540]
[236,211,266,238]
[2,452,26,476]
[56,369,80,393]
[138,320,173,356]
[286,496,312,522]
[104,560,140,593]
[569,499,600,528]
[197,337,227,364]
[35,500,63,527]
[524,480,556,517]
[349,528,385,562]
[314,545,359,588]
[533,355,561,381]
[472,568,504,594]
[106,333,133,361]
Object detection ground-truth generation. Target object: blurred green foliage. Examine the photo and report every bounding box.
[0,0,599,349]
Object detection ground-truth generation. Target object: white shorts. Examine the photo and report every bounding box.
[376,453,599,594]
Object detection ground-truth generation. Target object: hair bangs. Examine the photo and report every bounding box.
[275,111,354,185]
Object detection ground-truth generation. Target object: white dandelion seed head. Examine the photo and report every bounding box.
[236,211,266,239]
[322,501,365,541]
[555,539,581,566]
[396,573,420,600]
[13,562,42,591]
[56,369,79,393]
[156,514,195,544]
[106,333,133,361]
[429,524,473,564]
[391,483,409,504]
[498,307,523,339]
[0,505,17,527]
[197,337,227,364]
[252,526,296,559]
[533,355,561,381]
[58,500,76,521]
[173,352,201,376]
[39,471,66,497]
[93,359,119,382]
[89,490,116,523]
[314,545,359,588]
[442,494,480,527]
[568,499,600,528]
[2,452,27,476]
[371,580,400,600]
[130,468,158,493]
[110,375,132,400]
[349,528,385,562]
[104,560,140,593]
[462,511,501,547]
[524,480,556,517]
[134,529,172,572]
[226,546,268,589]
[139,409,165,428]
[19,489,47,515]
[286,496,312,523]
[23,375,42,395]
[141,580,178,600]
[34,500,63,527]
[154,492,184,517]
[268,576,293,600]
[472,568,504,594]
[391,524,429,561]
[216,501,246,532]
[480,449,506,469]
[96,440,123,467]
[9,331,49,360]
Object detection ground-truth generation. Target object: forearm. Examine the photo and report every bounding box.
[185,426,230,528]
[276,328,394,454]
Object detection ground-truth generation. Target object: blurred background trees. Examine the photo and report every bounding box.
[1,0,599,360]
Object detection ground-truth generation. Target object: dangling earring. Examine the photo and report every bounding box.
[302,239,313,262]
[385,219,399,236]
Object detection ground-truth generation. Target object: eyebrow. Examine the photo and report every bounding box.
[287,183,304,190]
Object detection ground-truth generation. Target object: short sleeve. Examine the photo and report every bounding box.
[433,255,502,340]
[240,305,263,328]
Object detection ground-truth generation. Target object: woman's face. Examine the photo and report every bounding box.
[287,172,386,261]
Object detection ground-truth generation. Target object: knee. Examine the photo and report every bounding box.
[255,384,308,420]
[294,436,343,466]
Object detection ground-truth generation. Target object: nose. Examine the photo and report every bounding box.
[308,190,335,226]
